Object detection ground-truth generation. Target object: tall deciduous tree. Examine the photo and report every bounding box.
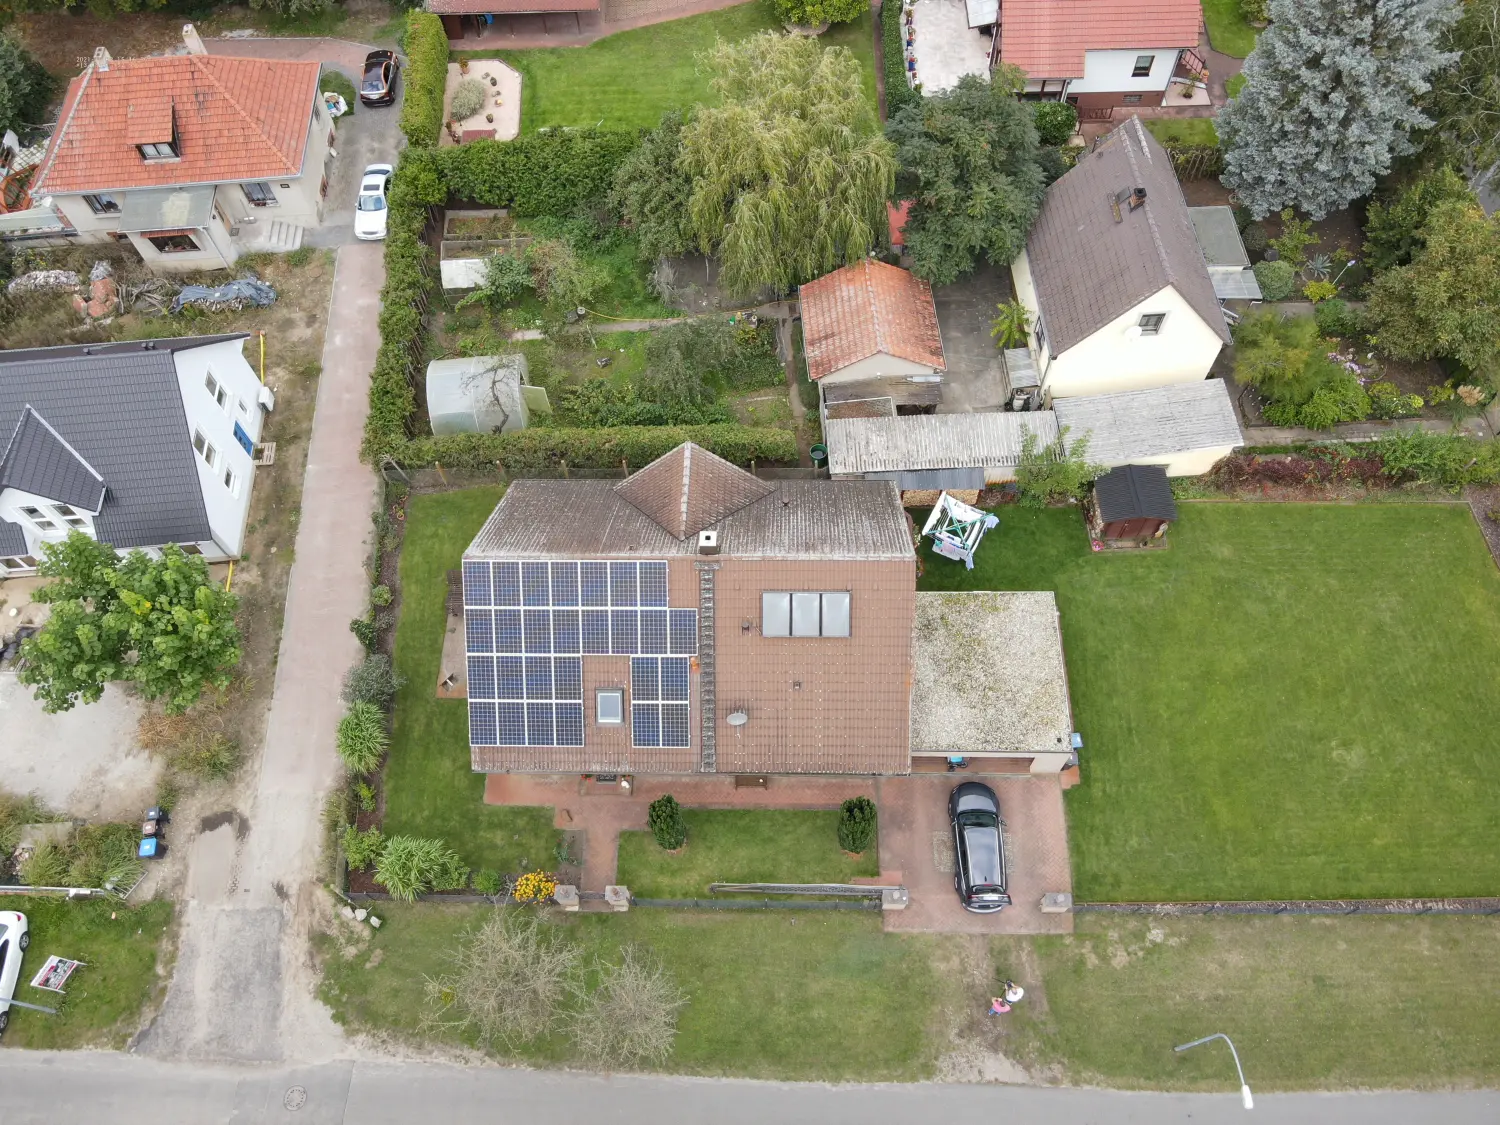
[1218,0,1461,218]
[609,110,696,263]
[20,534,240,714]
[1364,198,1500,376]
[884,70,1048,285]
[1423,0,1500,173]
[0,33,54,140]
[680,32,895,297]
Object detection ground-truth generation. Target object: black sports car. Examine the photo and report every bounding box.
[359,50,401,107]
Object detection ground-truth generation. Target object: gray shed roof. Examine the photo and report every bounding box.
[1189,206,1251,269]
[1054,378,1243,464]
[117,186,217,233]
[468,476,913,561]
[824,411,1060,476]
[1094,463,1177,522]
[0,335,242,549]
[1026,118,1231,354]
[0,406,107,513]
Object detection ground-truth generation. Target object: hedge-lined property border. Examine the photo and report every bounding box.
[365,11,800,472]
[881,0,917,119]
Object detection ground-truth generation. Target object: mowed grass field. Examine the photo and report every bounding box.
[380,488,560,876]
[918,503,1500,901]
[485,2,880,133]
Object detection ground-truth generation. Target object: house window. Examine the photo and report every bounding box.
[178,544,203,555]
[19,505,57,532]
[51,504,88,529]
[1132,55,1155,77]
[1122,94,1143,105]
[1138,313,1167,336]
[222,466,238,496]
[193,429,217,469]
[147,231,199,254]
[138,140,179,159]
[1034,317,1047,356]
[238,398,250,417]
[83,194,121,214]
[761,592,852,638]
[596,688,624,725]
[1,556,39,569]
[242,182,277,207]
[205,372,230,411]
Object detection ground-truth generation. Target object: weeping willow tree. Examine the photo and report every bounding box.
[681,32,896,297]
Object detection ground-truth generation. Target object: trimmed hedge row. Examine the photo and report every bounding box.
[881,0,917,119]
[405,425,799,474]
[433,131,643,215]
[399,10,450,148]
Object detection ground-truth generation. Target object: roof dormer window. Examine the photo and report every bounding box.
[139,140,179,159]
[128,97,179,162]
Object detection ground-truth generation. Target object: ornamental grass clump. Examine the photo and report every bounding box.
[375,835,469,902]
[337,702,388,774]
[450,77,487,122]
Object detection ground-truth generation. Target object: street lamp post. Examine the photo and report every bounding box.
[1332,259,1358,286]
[1175,1032,1254,1109]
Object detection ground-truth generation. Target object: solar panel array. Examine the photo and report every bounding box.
[464,560,697,748]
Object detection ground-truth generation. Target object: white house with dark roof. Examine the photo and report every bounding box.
[0,333,269,576]
[1011,117,1233,401]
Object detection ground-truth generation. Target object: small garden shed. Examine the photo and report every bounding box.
[426,354,533,436]
[1092,464,1177,541]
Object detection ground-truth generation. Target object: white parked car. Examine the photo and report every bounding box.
[354,164,394,241]
[0,910,30,1038]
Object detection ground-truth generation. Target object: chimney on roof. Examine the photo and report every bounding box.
[1128,186,1148,211]
[93,46,111,72]
[697,529,720,555]
[182,23,207,56]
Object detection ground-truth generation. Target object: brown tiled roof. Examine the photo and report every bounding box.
[799,259,945,381]
[999,0,1201,78]
[33,53,320,196]
[1025,118,1231,356]
[428,0,599,12]
[614,442,775,540]
[825,397,896,420]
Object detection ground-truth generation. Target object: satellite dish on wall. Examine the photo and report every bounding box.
[726,711,749,727]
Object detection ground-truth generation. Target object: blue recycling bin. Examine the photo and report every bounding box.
[138,837,160,859]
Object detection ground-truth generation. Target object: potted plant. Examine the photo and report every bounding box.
[459,58,469,74]
[485,113,494,123]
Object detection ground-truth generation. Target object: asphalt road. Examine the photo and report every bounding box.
[1,1052,1495,1125]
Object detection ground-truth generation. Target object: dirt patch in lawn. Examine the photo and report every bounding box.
[1466,484,1500,569]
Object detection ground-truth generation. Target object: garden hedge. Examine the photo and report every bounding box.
[403,424,798,473]
[399,10,450,148]
[881,0,917,119]
[436,131,643,215]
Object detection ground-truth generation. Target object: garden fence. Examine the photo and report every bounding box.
[1076,898,1500,916]
[632,897,880,911]
[383,462,826,491]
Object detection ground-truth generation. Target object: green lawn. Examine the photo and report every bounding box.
[918,503,1500,901]
[318,904,950,1079]
[0,896,173,1049]
[617,809,879,897]
[1145,117,1218,147]
[1201,0,1259,57]
[382,489,560,875]
[492,2,880,133]
[999,914,1500,1089]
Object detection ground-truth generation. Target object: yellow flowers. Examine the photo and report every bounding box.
[513,869,556,904]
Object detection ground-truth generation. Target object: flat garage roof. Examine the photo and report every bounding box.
[910,590,1073,757]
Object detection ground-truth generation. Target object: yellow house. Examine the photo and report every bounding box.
[1011,117,1232,401]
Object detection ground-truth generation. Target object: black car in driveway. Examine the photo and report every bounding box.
[949,781,1010,913]
[359,50,400,107]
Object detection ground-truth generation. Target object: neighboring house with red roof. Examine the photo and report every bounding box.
[29,25,335,273]
[798,258,946,418]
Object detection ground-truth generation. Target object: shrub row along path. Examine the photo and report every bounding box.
[135,241,384,1063]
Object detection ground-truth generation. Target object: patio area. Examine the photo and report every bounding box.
[907,0,992,95]
[443,59,522,144]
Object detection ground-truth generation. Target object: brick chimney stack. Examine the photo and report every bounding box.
[93,46,111,72]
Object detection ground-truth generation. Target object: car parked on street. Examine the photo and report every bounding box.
[354,164,394,241]
[359,50,400,107]
[0,910,31,1037]
[949,782,1010,913]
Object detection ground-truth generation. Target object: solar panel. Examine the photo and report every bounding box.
[639,609,668,654]
[610,562,638,606]
[632,657,659,701]
[492,562,521,607]
[522,561,550,606]
[494,609,524,653]
[550,562,579,606]
[554,657,582,701]
[551,608,580,654]
[661,703,691,747]
[581,610,610,654]
[462,562,492,607]
[661,657,690,702]
[465,609,493,654]
[523,656,550,700]
[524,609,552,653]
[468,655,496,700]
[555,702,584,747]
[639,562,668,607]
[611,609,638,655]
[632,704,661,747]
[469,701,498,745]
[497,701,526,745]
[670,609,698,654]
[581,562,609,606]
[526,702,555,746]
[498,655,525,698]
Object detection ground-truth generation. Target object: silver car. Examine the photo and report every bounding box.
[0,910,30,1037]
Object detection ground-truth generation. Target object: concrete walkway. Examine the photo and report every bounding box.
[136,241,384,1063]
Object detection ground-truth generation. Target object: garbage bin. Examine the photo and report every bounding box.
[810,442,828,468]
